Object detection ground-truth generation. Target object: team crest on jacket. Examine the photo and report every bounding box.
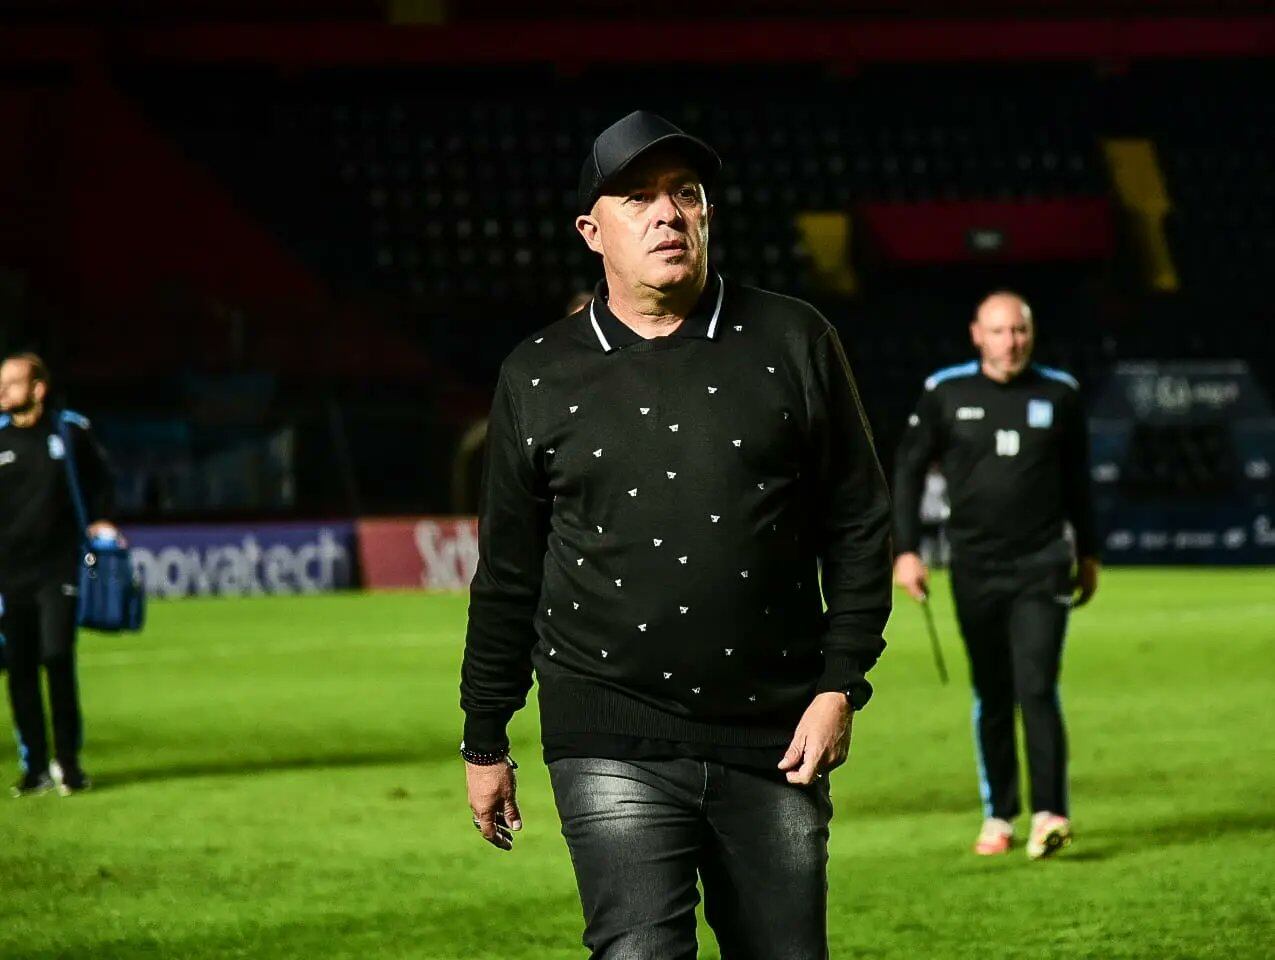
[48,434,66,459]
[1027,399,1053,429]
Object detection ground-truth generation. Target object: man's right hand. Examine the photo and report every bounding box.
[893,551,930,601]
[466,759,522,852]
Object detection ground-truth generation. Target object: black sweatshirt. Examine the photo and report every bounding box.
[460,275,893,761]
[0,409,114,595]
[892,361,1097,565]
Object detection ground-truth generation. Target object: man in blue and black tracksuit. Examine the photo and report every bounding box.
[0,353,117,797]
[892,293,1099,860]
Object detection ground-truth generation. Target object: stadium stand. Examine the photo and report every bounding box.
[1141,63,1275,305]
[118,64,1106,303]
[2,18,1272,518]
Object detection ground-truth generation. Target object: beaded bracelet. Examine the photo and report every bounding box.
[460,742,518,767]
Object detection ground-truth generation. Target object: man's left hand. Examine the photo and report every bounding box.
[1072,556,1100,608]
[777,691,853,785]
[87,521,125,546]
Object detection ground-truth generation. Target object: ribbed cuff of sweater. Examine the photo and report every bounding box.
[461,711,514,754]
[815,651,874,710]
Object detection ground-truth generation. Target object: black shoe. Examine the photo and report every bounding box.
[54,764,92,796]
[11,770,55,798]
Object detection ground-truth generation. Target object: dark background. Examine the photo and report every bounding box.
[2,2,1271,522]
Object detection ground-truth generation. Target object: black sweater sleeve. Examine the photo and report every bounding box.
[459,368,551,752]
[805,325,893,708]
[1061,388,1099,559]
[891,388,941,555]
[70,421,116,523]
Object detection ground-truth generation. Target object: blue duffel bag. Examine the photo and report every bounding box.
[59,416,145,632]
[76,536,146,632]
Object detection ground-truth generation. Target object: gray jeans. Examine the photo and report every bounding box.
[548,757,833,960]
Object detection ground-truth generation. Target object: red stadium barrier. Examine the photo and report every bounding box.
[858,198,1116,264]
[4,17,1274,67]
[356,517,478,591]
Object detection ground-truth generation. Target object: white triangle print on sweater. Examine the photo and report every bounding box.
[707,387,718,394]
[669,424,679,432]
[666,471,676,479]
[628,488,638,497]
[640,407,650,415]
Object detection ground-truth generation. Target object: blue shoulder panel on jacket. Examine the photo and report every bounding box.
[1032,364,1079,390]
[60,409,91,429]
[0,413,10,429]
[924,361,979,391]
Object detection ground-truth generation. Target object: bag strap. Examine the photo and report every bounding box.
[57,412,91,541]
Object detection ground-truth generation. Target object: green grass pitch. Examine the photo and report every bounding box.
[2,569,1273,959]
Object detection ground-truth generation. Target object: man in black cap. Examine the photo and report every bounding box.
[459,110,892,958]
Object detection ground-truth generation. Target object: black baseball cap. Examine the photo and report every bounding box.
[577,110,721,215]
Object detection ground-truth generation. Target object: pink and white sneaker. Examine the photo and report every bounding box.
[973,817,1014,855]
[1027,812,1072,860]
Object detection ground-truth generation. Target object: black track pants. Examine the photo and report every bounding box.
[1,579,82,776]
[950,545,1071,820]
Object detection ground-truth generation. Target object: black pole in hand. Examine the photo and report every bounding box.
[919,596,949,685]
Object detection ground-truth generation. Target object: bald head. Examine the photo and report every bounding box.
[971,291,1034,382]
[977,291,1032,326]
